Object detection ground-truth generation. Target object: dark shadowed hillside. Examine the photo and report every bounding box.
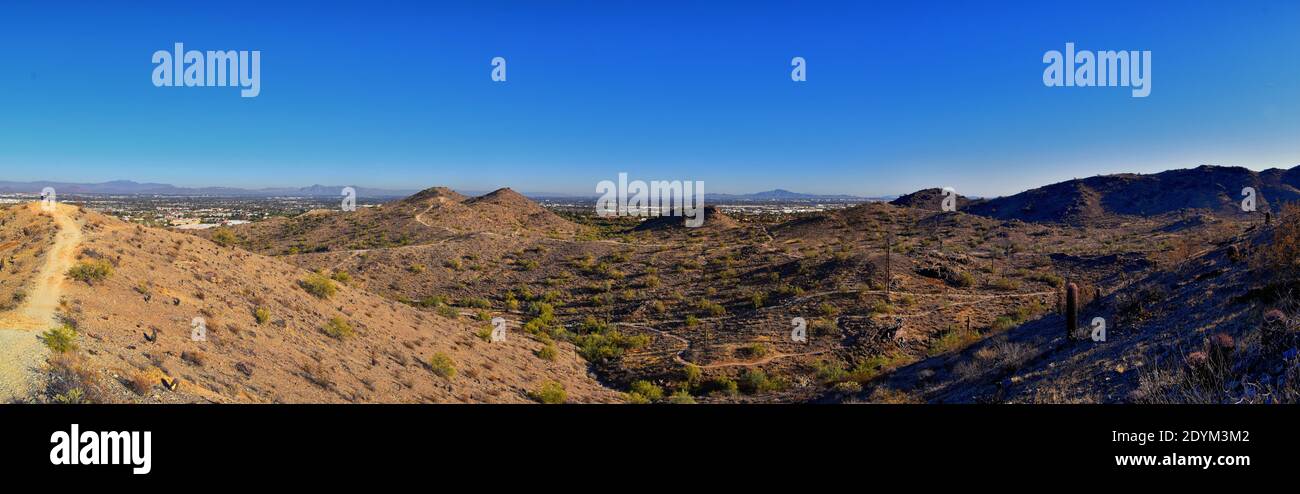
[962,165,1300,224]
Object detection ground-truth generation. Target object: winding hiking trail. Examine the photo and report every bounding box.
[0,203,82,402]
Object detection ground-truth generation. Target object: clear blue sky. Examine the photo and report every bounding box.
[1,0,1297,196]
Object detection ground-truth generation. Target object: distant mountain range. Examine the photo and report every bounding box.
[705,189,878,202]
[0,180,882,202]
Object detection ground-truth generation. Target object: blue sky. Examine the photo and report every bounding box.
[1,0,1297,196]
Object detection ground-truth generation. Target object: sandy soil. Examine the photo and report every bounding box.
[0,202,81,401]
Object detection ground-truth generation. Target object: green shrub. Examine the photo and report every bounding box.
[429,352,456,379]
[330,271,351,284]
[322,316,354,339]
[458,297,491,309]
[531,381,567,404]
[300,274,338,299]
[210,228,238,247]
[67,260,113,285]
[629,380,664,402]
[683,363,702,389]
[705,376,739,397]
[253,307,270,325]
[418,295,447,308]
[738,368,783,394]
[666,390,696,404]
[574,323,649,363]
[818,302,839,318]
[40,324,78,353]
[436,305,460,319]
[536,343,558,361]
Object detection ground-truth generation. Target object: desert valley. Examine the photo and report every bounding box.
[3,164,1300,404]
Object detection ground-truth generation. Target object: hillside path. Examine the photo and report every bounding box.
[0,203,82,402]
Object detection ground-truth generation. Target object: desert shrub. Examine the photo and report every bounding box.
[818,302,839,318]
[738,343,768,359]
[928,326,980,356]
[518,259,540,271]
[683,363,702,390]
[831,381,863,393]
[322,316,354,339]
[810,318,837,336]
[300,274,337,299]
[45,353,103,404]
[531,381,567,404]
[574,324,649,363]
[870,300,895,315]
[703,376,739,397]
[666,390,696,404]
[436,305,460,319]
[816,358,863,385]
[180,350,207,366]
[650,300,667,314]
[536,343,558,361]
[253,307,270,325]
[40,324,78,353]
[738,368,784,394]
[988,277,1021,291]
[628,380,664,402]
[66,260,113,285]
[418,295,447,308]
[330,271,351,284]
[750,292,767,309]
[1257,203,1300,277]
[1032,272,1065,288]
[429,352,456,379]
[697,300,726,317]
[210,228,238,247]
[458,297,491,309]
[127,369,154,395]
[951,270,976,288]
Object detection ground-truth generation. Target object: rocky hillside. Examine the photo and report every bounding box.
[849,208,1300,403]
[963,165,1300,224]
[18,204,617,403]
[205,186,580,255]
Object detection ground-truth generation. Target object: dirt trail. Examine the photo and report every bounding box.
[0,202,82,402]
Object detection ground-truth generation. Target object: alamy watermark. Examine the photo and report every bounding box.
[152,43,261,98]
[596,173,705,228]
[40,187,56,212]
[1043,42,1150,98]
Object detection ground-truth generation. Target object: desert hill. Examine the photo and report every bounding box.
[204,186,581,255]
[1,202,617,403]
[889,188,975,211]
[631,206,737,231]
[962,165,1300,224]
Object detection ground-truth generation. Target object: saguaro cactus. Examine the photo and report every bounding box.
[883,231,893,301]
[1065,282,1079,340]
